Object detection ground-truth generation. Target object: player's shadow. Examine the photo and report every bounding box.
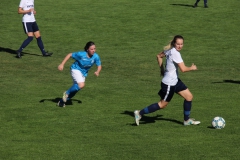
[0,47,42,57]
[170,4,194,8]
[212,80,240,84]
[122,111,183,126]
[39,97,82,107]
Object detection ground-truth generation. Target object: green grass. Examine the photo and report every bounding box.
[1,0,240,159]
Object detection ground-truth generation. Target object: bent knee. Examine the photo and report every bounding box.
[78,83,85,89]
[158,101,168,109]
[186,94,193,101]
[161,105,167,109]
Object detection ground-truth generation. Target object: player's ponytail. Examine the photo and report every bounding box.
[164,35,184,50]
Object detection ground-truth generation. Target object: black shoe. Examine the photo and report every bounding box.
[57,101,65,107]
[193,4,198,8]
[204,5,208,8]
[43,51,53,57]
[16,50,22,58]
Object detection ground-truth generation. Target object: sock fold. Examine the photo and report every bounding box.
[183,100,192,121]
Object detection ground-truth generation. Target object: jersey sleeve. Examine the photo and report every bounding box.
[71,52,80,60]
[172,50,183,63]
[19,0,24,7]
[94,54,101,66]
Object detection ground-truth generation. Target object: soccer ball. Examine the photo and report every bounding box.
[212,116,226,129]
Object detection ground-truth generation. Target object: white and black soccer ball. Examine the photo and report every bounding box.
[212,116,226,129]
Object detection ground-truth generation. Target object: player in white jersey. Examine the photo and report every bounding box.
[16,0,52,58]
[57,41,102,107]
[134,35,200,126]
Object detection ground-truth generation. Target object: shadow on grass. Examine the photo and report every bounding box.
[0,46,42,57]
[207,126,215,129]
[170,4,194,8]
[122,111,183,126]
[212,80,240,84]
[39,97,82,107]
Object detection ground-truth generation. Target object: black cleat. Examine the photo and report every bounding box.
[16,50,22,58]
[43,51,53,57]
[204,5,208,8]
[57,101,65,107]
[193,4,198,8]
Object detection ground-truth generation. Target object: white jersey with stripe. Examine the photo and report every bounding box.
[19,0,35,22]
[162,47,183,86]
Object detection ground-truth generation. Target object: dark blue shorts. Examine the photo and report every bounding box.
[22,21,39,34]
[158,79,187,102]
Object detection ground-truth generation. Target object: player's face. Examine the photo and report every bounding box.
[87,45,96,56]
[174,39,184,51]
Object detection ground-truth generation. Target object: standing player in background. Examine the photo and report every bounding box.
[16,0,53,58]
[193,0,208,8]
[57,41,102,107]
[134,35,200,126]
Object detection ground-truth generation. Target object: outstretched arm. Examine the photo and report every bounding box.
[178,62,197,72]
[157,51,165,76]
[58,53,72,71]
[94,65,102,77]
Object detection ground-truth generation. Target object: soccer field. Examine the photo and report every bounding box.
[0,0,240,159]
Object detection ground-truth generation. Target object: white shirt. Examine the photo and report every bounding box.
[19,0,35,22]
[162,47,183,86]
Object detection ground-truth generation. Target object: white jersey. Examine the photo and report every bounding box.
[162,47,183,86]
[19,0,35,22]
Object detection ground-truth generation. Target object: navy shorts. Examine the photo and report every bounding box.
[22,21,39,34]
[158,79,187,102]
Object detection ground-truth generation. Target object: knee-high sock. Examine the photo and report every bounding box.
[183,100,192,121]
[204,0,207,4]
[66,84,80,100]
[18,36,33,52]
[36,37,46,54]
[67,90,79,100]
[195,0,200,5]
[139,103,160,116]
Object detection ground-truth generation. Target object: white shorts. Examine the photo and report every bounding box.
[71,69,85,83]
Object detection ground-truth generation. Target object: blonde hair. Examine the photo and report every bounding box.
[164,35,184,50]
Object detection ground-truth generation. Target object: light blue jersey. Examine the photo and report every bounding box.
[70,51,101,77]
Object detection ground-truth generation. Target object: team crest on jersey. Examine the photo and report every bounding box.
[27,5,34,7]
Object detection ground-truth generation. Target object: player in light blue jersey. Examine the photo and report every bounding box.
[57,41,102,107]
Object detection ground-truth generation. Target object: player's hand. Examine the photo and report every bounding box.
[191,63,197,70]
[94,71,100,77]
[29,8,34,13]
[157,51,165,58]
[58,64,64,71]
